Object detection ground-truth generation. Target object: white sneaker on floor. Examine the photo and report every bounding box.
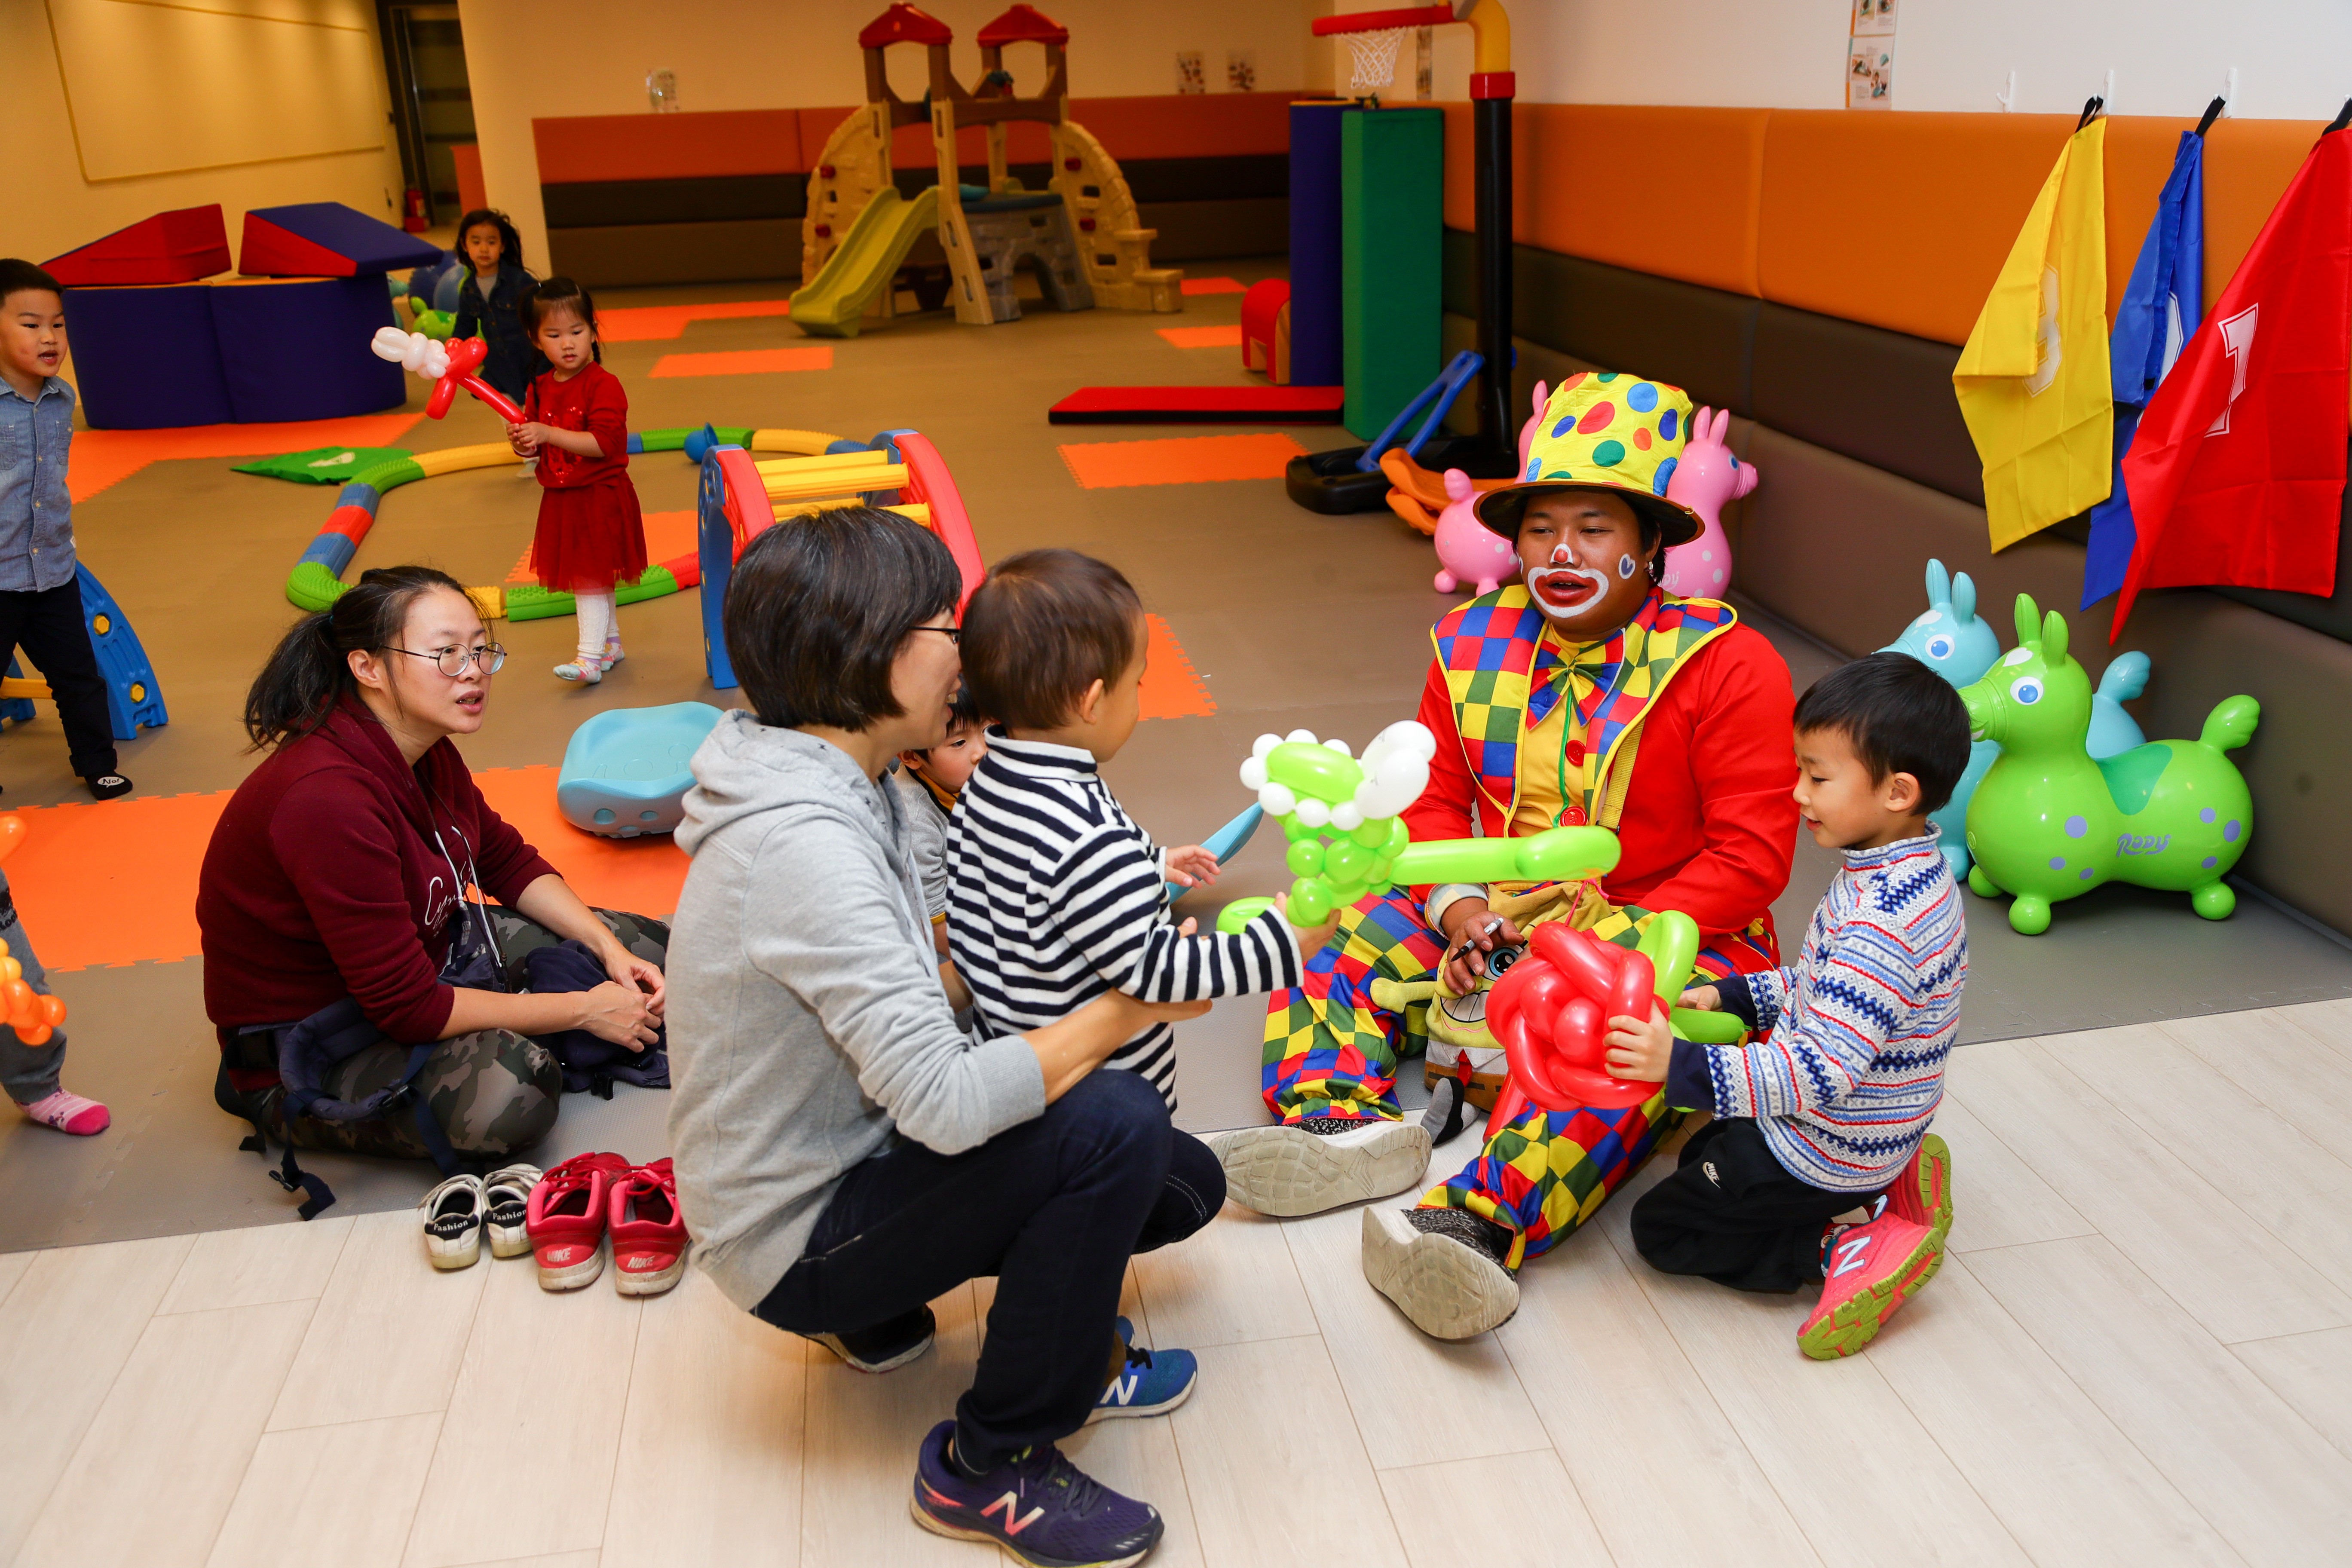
[554,656,605,684]
[1361,1206,1520,1340]
[481,1163,543,1259]
[419,1173,486,1270]
[1206,1116,1432,1217]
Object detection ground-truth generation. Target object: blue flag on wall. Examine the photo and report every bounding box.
[2082,119,2210,607]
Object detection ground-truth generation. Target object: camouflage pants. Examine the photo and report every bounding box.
[256,906,670,1162]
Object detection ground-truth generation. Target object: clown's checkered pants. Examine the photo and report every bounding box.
[1261,885,1770,1265]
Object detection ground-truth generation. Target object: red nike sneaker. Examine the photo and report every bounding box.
[1884,1133,1954,1244]
[527,1152,631,1292]
[609,1157,689,1297]
[1799,1210,1944,1360]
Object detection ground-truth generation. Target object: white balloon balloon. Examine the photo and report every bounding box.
[1252,733,1282,760]
[1330,802,1364,831]
[1322,737,1352,757]
[1285,728,1319,745]
[1258,782,1297,816]
[1238,757,1268,790]
[1294,797,1331,829]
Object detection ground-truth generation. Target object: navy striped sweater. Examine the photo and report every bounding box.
[946,733,1301,1108]
[1698,831,1965,1193]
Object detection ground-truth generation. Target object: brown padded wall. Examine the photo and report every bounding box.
[1732,426,2093,667]
[1749,303,1982,505]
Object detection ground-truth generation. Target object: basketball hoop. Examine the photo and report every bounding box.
[1313,4,1457,102]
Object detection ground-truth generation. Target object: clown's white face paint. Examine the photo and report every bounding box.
[1526,541,1610,614]
[1616,552,1637,580]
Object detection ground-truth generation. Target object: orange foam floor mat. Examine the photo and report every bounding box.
[1179,277,1246,295]
[596,300,796,342]
[1156,325,1243,349]
[71,413,425,503]
[508,510,696,585]
[4,769,688,973]
[1139,614,1214,719]
[4,612,1217,971]
[1057,432,1305,489]
[648,346,833,378]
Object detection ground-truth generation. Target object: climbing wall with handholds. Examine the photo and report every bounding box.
[77,565,168,741]
[1049,120,1182,313]
[803,102,894,284]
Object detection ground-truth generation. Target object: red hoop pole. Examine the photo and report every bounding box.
[1311,5,1454,36]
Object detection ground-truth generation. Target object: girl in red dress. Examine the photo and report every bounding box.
[506,278,646,683]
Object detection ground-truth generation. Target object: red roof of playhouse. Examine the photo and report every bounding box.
[859,3,952,47]
[977,5,1069,46]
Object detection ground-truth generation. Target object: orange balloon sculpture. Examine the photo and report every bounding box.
[0,812,63,1046]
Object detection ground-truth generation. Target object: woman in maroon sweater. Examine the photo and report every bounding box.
[201,566,665,1188]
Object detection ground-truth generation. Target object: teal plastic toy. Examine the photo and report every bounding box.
[1960,595,2257,934]
[1881,558,2150,879]
[557,701,725,838]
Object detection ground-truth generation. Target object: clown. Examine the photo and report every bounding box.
[1212,374,1800,1339]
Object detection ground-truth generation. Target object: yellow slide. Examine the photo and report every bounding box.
[788,185,940,338]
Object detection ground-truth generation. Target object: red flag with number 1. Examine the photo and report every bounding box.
[2112,124,2352,640]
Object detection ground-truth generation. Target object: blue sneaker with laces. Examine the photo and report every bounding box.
[1087,1316,1198,1423]
[911,1419,1164,1568]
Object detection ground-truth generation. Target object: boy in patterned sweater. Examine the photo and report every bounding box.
[1615,652,1969,1359]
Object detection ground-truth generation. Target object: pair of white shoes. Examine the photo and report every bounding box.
[420,1164,543,1270]
[554,637,626,686]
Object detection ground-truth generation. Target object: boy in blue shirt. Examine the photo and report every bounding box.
[0,260,132,801]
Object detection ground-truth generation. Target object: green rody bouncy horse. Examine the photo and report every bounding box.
[1959,595,2259,935]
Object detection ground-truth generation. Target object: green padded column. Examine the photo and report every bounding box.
[1341,107,1443,441]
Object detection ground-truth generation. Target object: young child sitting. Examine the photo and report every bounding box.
[951,549,1332,1109]
[1619,650,1969,1359]
[891,684,986,957]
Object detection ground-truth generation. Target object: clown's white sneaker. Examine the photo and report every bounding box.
[1207,1116,1430,1217]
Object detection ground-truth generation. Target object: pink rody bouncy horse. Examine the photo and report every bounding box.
[1430,387,1756,597]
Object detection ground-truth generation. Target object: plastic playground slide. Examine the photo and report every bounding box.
[788,186,940,338]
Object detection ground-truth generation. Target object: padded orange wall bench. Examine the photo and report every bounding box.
[1439,102,2324,346]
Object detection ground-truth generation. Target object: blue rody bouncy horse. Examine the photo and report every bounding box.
[1880,560,2150,879]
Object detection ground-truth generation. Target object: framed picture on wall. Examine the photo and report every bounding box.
[1847,41,1894,107]
[1227,50,1256,92]
[1177,50,1206,93]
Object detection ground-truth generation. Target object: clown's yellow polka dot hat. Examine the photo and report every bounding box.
[1473,371,1703,547]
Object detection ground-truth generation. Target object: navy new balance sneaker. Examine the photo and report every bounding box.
[911,1420,1164,1568]
[1087,1316,1198,1424]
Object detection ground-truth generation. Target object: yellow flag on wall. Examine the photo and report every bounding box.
[1954,117,2113,551]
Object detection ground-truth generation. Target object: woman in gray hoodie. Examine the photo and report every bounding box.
[666,508,1219,1568]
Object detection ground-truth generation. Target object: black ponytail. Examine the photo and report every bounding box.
[517,276,602,362]
[244,565,471,749]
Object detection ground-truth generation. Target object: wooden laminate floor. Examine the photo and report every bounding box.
[5,1002,2349,1568]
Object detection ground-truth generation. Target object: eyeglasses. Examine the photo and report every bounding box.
[389,643,508,678]
[908,625,962,646]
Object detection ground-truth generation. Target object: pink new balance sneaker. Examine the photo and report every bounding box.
[20,1089,108,1136]
[527,1152,631,1291]
[1885,1133,1954,1244]
[608,1158,688,1297]
[1799,1210,1944,1360]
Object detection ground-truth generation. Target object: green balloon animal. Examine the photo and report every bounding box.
[1959,594,2259,935]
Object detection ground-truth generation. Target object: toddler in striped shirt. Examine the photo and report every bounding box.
[948,550,1329,1110]
[1620,651,1971,1360]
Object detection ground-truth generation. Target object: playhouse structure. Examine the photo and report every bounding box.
[792,3,1182,333]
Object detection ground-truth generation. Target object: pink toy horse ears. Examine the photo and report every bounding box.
[1442,468,1476,502]
[1706,407,1730,443]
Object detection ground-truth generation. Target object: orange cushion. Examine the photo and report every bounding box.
[2203,117,2324,311]
[532,109,805,184]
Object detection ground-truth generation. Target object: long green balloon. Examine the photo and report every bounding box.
[1387,825,1622,888]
